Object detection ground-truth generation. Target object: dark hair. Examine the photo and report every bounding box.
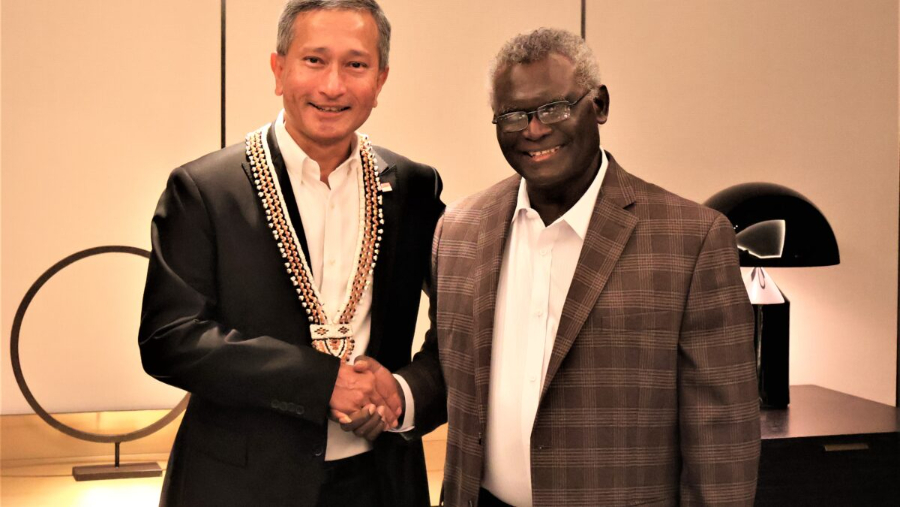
[276,0,391,70]
[490,28,600,107]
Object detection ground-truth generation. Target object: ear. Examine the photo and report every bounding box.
[270,52,285,96]
[593,84,610,125]
[372,66,390,108]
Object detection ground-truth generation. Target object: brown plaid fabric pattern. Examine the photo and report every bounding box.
[402,153,759,507]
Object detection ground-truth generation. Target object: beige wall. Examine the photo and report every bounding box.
[587,0,899,405]
[1,0,897,418]
[1,0,220,414]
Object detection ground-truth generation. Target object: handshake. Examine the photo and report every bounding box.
[328,356,404,441]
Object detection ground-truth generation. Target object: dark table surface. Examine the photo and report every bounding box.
[761,384,900,440]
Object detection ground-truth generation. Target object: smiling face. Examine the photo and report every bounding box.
[270,9,388,156]
[493,53,607,200]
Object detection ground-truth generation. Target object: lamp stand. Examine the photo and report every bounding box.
[753,295,790,408]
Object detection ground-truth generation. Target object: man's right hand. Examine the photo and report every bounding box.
[329,362,399,428]
[338,405,389,441]
[353,356,403,422]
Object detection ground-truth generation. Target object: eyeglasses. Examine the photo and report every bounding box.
[492,91,592,133]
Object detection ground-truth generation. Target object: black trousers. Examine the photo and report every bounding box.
[315,451,381,507]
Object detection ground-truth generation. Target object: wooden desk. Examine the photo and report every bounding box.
[757,385,900,506]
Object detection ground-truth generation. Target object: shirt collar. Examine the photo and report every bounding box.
[273,109,361,183]
[513,148,608,239]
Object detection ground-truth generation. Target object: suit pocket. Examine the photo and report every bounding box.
[187,416,248,467]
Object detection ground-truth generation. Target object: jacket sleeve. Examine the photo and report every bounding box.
[138,165,340,426]
[397,214,448,437]
[678,213,760,506]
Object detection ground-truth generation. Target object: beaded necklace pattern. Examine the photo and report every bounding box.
[245,124,384,362]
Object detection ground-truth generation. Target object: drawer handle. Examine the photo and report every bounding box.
[823,443,869,452]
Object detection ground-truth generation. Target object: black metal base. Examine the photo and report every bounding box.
[755,298,790,408]
[72,462,162,481]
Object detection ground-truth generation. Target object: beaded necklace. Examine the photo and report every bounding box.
[245,125,384,362]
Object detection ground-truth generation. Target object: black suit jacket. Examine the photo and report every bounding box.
[139,125,444,507]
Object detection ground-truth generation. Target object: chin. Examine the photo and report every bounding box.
[513,169,552,188]
[526,176,565,192]
[307,124,352,141]
[519,159,563,178]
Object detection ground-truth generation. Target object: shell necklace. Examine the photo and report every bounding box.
[245,124,384,362]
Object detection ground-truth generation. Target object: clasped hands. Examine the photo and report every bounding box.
[329,355,404,441]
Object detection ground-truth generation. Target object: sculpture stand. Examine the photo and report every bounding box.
[10,247,188,483]
[72,442,162,481]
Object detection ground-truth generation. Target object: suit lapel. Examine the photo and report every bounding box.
[240,122,313,266]
[240,122,313,342]
[473,176,520,425]
[364,149,394,358]
[264,123,313,267]
[540,156,639,398]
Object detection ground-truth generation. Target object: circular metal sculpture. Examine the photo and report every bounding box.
[9,245,189,480]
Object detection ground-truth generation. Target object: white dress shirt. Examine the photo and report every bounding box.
[274,111,374,461]
[482,150,608,506]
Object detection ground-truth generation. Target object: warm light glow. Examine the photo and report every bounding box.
[77,480,162,507]
[742,267,785,305]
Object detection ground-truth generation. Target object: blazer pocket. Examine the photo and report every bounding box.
[187,416,248,467]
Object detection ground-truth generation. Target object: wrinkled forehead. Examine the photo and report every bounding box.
[492,53,578,112]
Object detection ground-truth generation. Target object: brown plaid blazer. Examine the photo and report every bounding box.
[401,152,760,507]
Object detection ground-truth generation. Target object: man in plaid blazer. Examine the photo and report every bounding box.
[394,28,760,507]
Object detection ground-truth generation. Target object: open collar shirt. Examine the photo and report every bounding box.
[482,149,609,506]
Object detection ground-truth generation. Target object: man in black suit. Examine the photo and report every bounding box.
[138,1,442,506]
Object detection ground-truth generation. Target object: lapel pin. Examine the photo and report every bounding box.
[380,182,393,193]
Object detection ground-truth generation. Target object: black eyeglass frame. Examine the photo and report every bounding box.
[491,90,593,132]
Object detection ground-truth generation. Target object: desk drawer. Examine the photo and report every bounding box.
[756,432,899,506]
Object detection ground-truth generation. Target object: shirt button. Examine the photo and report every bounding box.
[540,248,550,256]
[530,375,538,382]
[328,259,336,266]
[535,309,544,317]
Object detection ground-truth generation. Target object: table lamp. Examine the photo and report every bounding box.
[704,183,839,407]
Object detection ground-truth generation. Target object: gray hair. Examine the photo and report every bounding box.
[276,0,391,71]
[490,28,601,105]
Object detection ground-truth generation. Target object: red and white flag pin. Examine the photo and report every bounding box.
[379,182,393,192]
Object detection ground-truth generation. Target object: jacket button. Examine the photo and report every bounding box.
[295,405,305,415]
[271,400,282,410]
[313,445,324,457]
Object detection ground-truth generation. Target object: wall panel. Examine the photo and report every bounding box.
[586,0,899,404]
[1,0,221,414]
